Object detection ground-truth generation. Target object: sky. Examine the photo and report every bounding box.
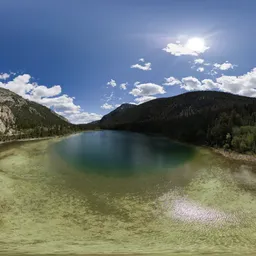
[0,0,256,123]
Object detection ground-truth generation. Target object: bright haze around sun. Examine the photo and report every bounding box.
[0,0,255,123]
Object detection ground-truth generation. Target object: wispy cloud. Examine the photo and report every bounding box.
[0,73,10,80]
[197,67,204,72]
[134,96,156,104]
[163,41,209,56]
[120,82,127,90]
[194,59,204,64]
[131,58,152,71]
[213,61,236,71]
[107,79,117,87]
[101,103,114,109]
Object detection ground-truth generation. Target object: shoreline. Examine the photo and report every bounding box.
[0,131,83,146]
[1,130,255,163]
[212,148,256,163]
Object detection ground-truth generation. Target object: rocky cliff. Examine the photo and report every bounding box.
[0,87,77,140]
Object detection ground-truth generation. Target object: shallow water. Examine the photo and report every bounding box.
[0,131,256,255]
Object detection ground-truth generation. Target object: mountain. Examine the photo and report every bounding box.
[0,87,78,141]
[99,91,256,153]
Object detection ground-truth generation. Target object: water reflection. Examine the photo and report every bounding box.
[53,131,196,177]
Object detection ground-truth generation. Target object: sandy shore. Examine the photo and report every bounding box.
[0,131,84,146]
[0,136,256,255]
[212,148,256,163]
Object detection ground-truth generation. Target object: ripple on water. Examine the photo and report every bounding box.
[0,134,256,255]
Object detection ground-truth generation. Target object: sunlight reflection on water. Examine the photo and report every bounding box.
[0,133,256,255]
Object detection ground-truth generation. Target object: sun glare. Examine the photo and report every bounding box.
[186,37,205,52]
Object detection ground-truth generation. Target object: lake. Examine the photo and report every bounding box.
[0,130,256,255]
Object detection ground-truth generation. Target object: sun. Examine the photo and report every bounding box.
[186,37,205,52]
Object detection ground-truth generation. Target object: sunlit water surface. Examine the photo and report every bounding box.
[0,131,256,255]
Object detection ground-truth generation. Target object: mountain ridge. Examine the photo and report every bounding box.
[98,91,256,153]
[0,87,79,141]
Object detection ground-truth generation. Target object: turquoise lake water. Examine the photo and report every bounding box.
[53,130,195,176]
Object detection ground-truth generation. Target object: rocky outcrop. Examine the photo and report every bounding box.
[0,105,15,134]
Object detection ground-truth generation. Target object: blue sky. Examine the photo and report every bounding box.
[0,0,256,123]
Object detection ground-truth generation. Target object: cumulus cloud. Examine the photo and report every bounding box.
[131,58,152,71]
[31,85,62,98]
[215,68,256,96]
[120,82,127,90]
[214,62,235,71]
[197,67,204,72]
[134,96,156,104]
[181,77,202,91]
[180,77,218,91]
[0,74,35,97]
[0,73,10,80]
[163,41,209,56]
[167,68,256,97]
[57,111,102,124]
[101,103,114,109]
[0,73,101,124]
[129,82,166,97]
[194,59,204,64]
[107,79,117,87]
[163,76,181,86]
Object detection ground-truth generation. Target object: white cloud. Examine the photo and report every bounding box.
[163,76,181,86]
[167,68,256,97]
[194,59,204,64]
[131,62,152,71]
[37,94,80,113]
[214,62,235,71]
[115,104,121,108]
[120,82,127,90]
[180,77,217,91]
[181,76,202,91]
[0,73,101,124]
[0,74,34,97]
[57,111,102,124]
[101,103,114,110]
[131,59,152,71]
[107,79,117,87]
[0,73,10,80]
[31,85,62,98]
[134,96,156,104]
[163,42,209,56]
[215,68,256,96]
[201,79,219,90]
[129,82,166,97]
[197,67,204,72]
[134,81,140,86]
[105,92,114,102]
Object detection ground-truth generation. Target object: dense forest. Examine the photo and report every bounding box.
[99,91,256,154]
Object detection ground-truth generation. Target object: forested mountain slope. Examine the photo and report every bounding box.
[0,87,78,141]
[100,91,256,153]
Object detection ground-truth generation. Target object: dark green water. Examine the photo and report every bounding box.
[54,131,196,176]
